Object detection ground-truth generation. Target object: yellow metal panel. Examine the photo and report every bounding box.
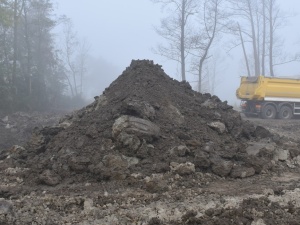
[236,76,300,100]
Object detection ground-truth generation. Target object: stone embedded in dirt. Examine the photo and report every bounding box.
[274,149,289,161]
[240,154,273,174]
[194,151,210,169]
[169,145,190,157]
[207,121,227,134]
[210,156,234,177]
[170,162,195,176]
[254,125,272,138]
[144,174,169,193]
[246,142,276,156]
[230,166,256,178]
[121,99,156,121]
[39,170,61,186]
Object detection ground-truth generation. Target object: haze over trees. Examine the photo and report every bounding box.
[0,0,88,113]
[228,0,299,77]
[153,0,299,92]
[0,0,299,113]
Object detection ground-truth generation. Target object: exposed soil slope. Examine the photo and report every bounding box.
[5,60,273,184]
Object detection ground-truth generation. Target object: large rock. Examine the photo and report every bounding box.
[112,115,160,142]
[274,149,289,161]
[210,156,233,177]
[117,131,141,153]
[246,142,275,156]
[101,154,129,180]
[207,121,227,134]
[121,99,156,121]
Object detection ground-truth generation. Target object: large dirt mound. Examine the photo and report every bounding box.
[3,60,272,186]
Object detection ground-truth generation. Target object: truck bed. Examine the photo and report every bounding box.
[236,76,300,101]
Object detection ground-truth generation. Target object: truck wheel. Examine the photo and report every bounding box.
[278,106,293,119]
[261,104,276,119]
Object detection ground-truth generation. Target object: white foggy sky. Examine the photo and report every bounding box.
[54,0,300,105]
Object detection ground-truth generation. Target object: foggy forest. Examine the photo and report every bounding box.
[0,0,299,112]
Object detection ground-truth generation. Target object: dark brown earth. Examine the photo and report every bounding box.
[1,60,300,224]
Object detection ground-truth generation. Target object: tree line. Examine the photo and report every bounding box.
[0,0,87,113]
[152,0,299,93]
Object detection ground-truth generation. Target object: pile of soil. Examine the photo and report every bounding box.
[3,60,272,184]
[2,60,300,224]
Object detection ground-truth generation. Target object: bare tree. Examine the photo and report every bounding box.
[261,0,266,75]
[62,18,78,97]
[237,22,251,77]
[61,18,90,98]
[152,0,198,81]
[77,39,90,96]
[190,0,227,92]
[12,0,24,93]
[229,0,298,77]
[228,0,260,76]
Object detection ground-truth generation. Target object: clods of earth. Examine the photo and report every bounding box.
[1,60,300,224]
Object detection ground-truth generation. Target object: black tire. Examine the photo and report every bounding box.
[261,104,276,119]
[278,106,293,120]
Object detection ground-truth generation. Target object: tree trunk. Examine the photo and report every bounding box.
[23,0,32,96]
[238,23,251,77]
[262,0,266,76]
[256,10,260,75]
[269,0,274,77]
[180,0,186,81]
[247,0,259,76]
[197,0,218,92]
[12,0,18,93]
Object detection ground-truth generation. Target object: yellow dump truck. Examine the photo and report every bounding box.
[236,76,300,119]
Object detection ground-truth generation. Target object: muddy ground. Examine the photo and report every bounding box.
[1,60,300,225]
[242,115,300,141]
